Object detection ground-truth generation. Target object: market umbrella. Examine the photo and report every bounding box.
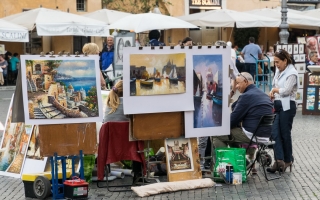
[246,8,320,29]
[108,13,198,33]
[83,9,132,25]
[0,19,29,42]
[2,8,109,36]
[177,9,280,28]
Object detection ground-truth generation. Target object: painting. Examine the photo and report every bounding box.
[297,37,306,44]
[276,45,282,52]
[306,87,315,110]
[20,55,103,125]
[165,137,194,173]
[281,45,287,52]
[114,32,135,70]
[293,54,299,63]
[0,95,33,178]
[185,47,230,138]
[295,89,303,104]
[287,44,293,54]
[293,44,299,54]
[296,63,306,73]
[298,74,304,89]
[306,37,319,60]
[123,47,194,114]
[0,44,5,54]
[299,54,306,63]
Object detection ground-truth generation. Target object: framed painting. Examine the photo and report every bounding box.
[299,44,305,54]
[0,95,33,178]
[123,46,194,114]
[299,54,306,62]
[287,44,293,54]
[296,63,306,73]
[114,32,136,70]
[185,46,231,138]
[295,89,303,104]
[276,45,282,52]
[306,87,315,110]
[305,37,319,59]
[20,55,103,125]
[281,45,288,52]
[293,54,299,63]
[293,44,299,54]
[298,74,304,89]
[0,44,5,54]
[297,37,306,44]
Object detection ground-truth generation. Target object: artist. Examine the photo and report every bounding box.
[211,72,273,174]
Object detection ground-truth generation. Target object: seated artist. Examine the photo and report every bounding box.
[212,72,273,174]
[103,81,144,184]
[306,51,318,73]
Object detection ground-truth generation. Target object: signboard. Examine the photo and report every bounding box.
[0,30,29,42]
[189,0,221,9]
[288,0,320,3]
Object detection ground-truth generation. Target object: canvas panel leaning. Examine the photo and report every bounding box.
[185,47,231,138]
[123,47,194,114]
[20,55,103,125]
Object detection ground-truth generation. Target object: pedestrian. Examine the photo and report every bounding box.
[240,37,262,80]
[267,49,298,173]
[149,30,165,46]
[0,54,8,85]
[9,53,20,84]
[181,37,193,46]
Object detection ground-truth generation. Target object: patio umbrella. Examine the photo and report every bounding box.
[245,8,320,29]
[108,13,198,33]
[2,8,109,36]
[177,9,280,28]
[0,19,29,42]
[83,9,132,25]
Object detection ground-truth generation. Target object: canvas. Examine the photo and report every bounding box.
[20,55,103,125]
[287,44,293,54]
[296,63,306,73]
[293,54,299,63]
[295,89,303,104]
[185,47,230,138]
[281,45,287,52]
[293,44,299,54]
[123,47,194,114]
[0,44,5,54]
[297,37,306,44]
[298,74,304,89]
[306,87,315,110]
[276,45,281,52]
[130,53,186,96]
[165,137,194,173]
[305,37,319,59]
[114,32,135,70]
[0,95,33,178]
[299,54,305,62]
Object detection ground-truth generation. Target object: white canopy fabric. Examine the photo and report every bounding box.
[177,9,280,28]
[83,9,132,25]
[108,13,198,33]
[2,8,109,36]
[0,19,29,42]
[246,8,320,29]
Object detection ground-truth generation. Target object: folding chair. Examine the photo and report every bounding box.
[245,114,281,181]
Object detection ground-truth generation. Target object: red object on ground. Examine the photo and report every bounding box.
[97,122,146,180]
[64,178,89,199]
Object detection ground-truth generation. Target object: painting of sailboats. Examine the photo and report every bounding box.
[193,55,223,128]
[129,53,186,96]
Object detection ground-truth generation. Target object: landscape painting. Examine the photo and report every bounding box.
[165,138,194,174]
[20,55,103,125]
[129,53,186,96]
[193,55,223,128]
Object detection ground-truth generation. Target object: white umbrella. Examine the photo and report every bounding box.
[3,8,109,36]
[246,8,320,29]
[177,9,280,28]
[83,9,132,25]
[0,19,29,42]
[108,13,198,33]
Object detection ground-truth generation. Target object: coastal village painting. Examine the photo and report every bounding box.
[129,53,186,96]
[21,56,102,124]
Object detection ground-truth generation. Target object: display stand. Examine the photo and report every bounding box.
[250,54,272,92]
[302,72,320,115]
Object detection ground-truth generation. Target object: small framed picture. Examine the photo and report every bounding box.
[297,37,306,44]
[287,44,293,54]
[298,74,304,88]
[293,54,299,62]
[299,44,305,54]
[293,44,299,54]
[299,54,305,62]
[276,45,282,52]
[296,63,306,73]
[281,45,288,52]
[295,89,303,104]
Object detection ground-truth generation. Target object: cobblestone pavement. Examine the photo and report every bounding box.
[1,89,320,199]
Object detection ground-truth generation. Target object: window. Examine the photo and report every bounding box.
[76,0,87,12]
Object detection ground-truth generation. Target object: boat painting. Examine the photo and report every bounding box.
[129,53,186,96]
[193,55,223,128]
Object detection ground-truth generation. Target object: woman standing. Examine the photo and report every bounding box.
[267,49,298,173]
[0,54,8,85]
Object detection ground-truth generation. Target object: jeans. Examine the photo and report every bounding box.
[272,100,296,163]
[245,63,256,80]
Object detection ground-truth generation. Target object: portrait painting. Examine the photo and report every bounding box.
[306,87,315,110]
[293,44,299,54]
[165,138,194,173]
[114,32,135,70]
[306,37,319,60]
[20,55,103,125]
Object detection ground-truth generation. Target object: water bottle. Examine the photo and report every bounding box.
[225,163,233,184]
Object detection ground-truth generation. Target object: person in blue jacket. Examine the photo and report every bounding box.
[148,30,165,46]
[100,36,114,71]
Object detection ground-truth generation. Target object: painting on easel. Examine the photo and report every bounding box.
[20,55,103,125]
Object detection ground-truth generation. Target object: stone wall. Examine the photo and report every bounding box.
[48,96,88,118]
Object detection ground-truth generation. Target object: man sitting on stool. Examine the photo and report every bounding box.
[212,72,273,174]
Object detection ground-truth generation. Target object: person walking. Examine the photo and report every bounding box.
[241,37,262,80]
[267,49,298,173]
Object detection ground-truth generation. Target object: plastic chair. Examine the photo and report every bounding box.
[245,114,281,181]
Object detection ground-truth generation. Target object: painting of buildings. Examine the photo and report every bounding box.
[193,55,223,128]
[21,56,102,124]
[129,53,186,96]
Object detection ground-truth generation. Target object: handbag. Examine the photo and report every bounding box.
[213,147,247,182]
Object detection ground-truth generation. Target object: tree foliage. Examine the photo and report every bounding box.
[233,27,260,49]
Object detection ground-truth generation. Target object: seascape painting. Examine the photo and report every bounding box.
[130,53,186,96]
[193,55,223,128]
[165,138,194,173]
[20,55,103,125]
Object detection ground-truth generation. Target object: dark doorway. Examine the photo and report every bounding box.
[73,36,91,54]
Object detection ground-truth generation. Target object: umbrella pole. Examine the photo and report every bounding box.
[228,27,234,42]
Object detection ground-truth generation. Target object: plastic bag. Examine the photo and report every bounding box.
[213,147,247,182]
